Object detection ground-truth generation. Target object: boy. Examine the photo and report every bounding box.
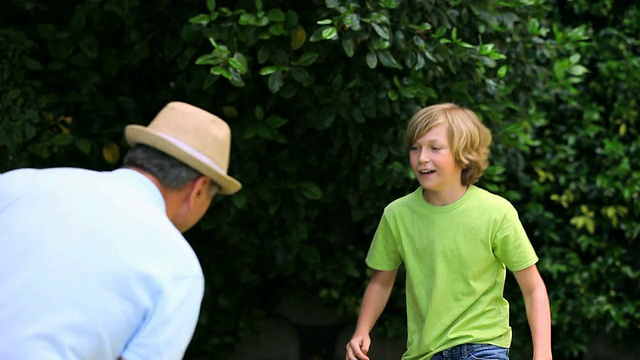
[346,103,552,360]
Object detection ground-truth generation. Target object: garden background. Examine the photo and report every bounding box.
[1,0,638,359]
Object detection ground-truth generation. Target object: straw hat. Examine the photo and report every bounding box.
[125,102,241,195]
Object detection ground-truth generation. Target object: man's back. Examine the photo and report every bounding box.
[0,167,204,360]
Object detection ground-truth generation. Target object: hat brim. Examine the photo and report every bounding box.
[125,125,242,195]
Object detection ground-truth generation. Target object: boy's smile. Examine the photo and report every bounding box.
[409,124,466,205]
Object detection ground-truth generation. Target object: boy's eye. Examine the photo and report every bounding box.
[410,146,418,151]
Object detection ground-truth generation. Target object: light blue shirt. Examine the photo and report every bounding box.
[0,168,204,360]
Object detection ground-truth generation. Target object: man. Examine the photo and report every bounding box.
[0,102,241,359]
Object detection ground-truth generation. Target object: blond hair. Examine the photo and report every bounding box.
[405,103,492,185]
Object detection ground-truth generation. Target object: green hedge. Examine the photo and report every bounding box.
[1,1,637,359]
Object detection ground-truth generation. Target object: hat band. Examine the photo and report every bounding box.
[155,132,228,177]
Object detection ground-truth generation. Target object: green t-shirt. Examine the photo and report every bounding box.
[366,185,538,360]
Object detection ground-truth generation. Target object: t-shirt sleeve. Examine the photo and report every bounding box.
[492,205,539,272]
[120,276,204,360]
[365,210,403,271]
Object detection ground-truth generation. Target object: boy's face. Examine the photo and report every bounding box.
[409,124,465,204]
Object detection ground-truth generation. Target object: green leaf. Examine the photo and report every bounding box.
[366,52,378,68]
[371,23,390,40]
[229,70,245,87]
[7,89,20,100]
[269,23,285,35]
[259,66,277,75]
[459,41,474,49]
[342,37,355,57]
[229,52,248,74]
[497,65,508,78]
[380,0,400,9]
[80,36,99,58]
[527,18,540,34]
[266,115,288,128]
[75,138,91,154]
[254,124,272,139]
[325,0,339,8]
[372,39,390,50]
[569,53,581,64]
[294,52,319,67]
[203,74,218,89]
[414,53,426,70]
[267,71,284,93]
[9,128,23,147]
[423,87,438,99]
[300,181,323,200]
[290,67,312,86]
[256,15,270,27]
[189,14,211,25]
[23,56,44,71]
[568,65,589,76]
[377,50,402,69]
[434,27,446,38]
[177,46,196,70]
[258,45,271,63]
[206,0,216,11]
[255,106,264,120]
[239,13,257,26]
[299,244,321,264]
[23,123,36,140]
[321,27,338,40]
[195,53,222,65]
[309,27,325,42]
[51,133,73,146]
[210,66,232,79]
[243,124,272,139]
[423,49,437,63]
[266,8,285,22]
[69,11,86,31]
[232,190,247,208]
[36,24,57,39]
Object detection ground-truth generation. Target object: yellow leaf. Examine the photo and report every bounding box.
[57,124,71,134]
[619,123,627,136]
[605,206,616,218]
[291,26,306,50]
[102,142,120,164]
[58,116,73,124]
[222,105,239,118]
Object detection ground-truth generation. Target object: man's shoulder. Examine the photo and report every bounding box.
[2,167,101,181]
[0,168,103,195]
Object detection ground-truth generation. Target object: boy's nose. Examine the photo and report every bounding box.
[419,150,430,163]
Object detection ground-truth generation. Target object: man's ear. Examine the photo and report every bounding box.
[187,176,209,208]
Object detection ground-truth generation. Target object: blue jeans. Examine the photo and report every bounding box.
[430,343,510,360]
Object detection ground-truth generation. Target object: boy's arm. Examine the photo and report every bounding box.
[346,269,398,360]
[513,264,552,360]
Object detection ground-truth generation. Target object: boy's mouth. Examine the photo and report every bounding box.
[419,169,435,174]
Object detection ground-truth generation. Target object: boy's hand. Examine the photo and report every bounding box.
[346,334,371,360]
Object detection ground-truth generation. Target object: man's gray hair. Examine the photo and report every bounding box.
[123,144,201,190]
